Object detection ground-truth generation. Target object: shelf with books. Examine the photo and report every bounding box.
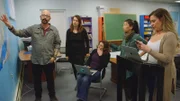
[69,16,93,50]
[140,15,153,41]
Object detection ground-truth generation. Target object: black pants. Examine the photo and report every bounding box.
[143,64,157,101]
[71,63,77,80]
[32,63,55,98]
[146,76,156,101]
[71,62,84,80]
[69,55,85,80]
[124,75,137,101]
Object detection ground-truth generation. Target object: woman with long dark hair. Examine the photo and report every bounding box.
[66,15,89,79]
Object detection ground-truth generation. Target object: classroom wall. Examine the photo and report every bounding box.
[179,7,180,37]
[14,0,180,48]
[0,0,19,101]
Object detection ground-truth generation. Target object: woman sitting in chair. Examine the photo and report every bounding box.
[76,41,110,101]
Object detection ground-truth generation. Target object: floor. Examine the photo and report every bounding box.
[21,62,180,101]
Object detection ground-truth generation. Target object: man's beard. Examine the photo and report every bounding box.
[42,19,48,24]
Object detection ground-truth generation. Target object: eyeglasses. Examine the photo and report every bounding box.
[41,14,50,18]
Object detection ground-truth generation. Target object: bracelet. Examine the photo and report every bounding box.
[8,26,13,30]
[53,57,56,60]
[148,48,152,53]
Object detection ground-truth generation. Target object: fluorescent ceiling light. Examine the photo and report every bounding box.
[175,0,180,3]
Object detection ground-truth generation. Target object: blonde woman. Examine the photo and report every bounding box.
[137,8,178,101]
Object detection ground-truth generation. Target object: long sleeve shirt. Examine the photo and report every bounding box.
[110,33,147,78]
[9,24,61,65]
[110,33,147,57]
[66,28,89,56]
[86,49,110,71]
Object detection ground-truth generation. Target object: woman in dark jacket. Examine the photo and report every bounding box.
[66,15,89,79]
[110,19,147,101]
[76,41,110,101]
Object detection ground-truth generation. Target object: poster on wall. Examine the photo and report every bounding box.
[0,0,14,71]
[0,27,9,71]
[0,21,10,71]
[0,24,4,71]
[7,0,16,20]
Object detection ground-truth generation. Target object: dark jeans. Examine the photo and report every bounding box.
[77,71,100,101]
[32,63,55,98]
[146,76,156,101]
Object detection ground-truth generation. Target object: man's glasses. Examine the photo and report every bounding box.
[41,14,50,18]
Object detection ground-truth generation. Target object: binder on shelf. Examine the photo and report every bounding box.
[144,32,151,35]
[140,15,153,39]
[84,27,90,32]
[144,21,148,23]
[88,34,92,40]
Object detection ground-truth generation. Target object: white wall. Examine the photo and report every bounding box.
[14,0,180,48]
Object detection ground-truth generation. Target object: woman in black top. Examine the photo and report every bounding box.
[66,15,89,79]
[76,41,110,101]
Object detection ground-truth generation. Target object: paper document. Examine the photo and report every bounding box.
[110,51,121,58]
[60,54,66,58]
[141,53,148,61]
[138,50,148,61]
[21,37,31,42]
[90,69,97,75]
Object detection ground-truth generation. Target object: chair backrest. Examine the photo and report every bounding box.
[92,67,106,83]
[101,68,106,80]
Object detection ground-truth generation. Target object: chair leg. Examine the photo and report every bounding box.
[90,68,107,101]
[90,85,107,101]
[100,82,107,101]
[100,81,102,100]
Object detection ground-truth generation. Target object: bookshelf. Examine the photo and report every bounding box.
[69,17,92,52]
[140,15,153,41]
